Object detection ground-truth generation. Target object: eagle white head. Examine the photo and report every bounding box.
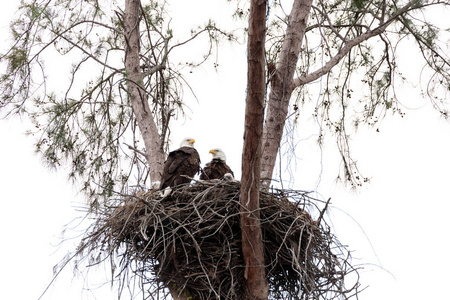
[180,138,196,148]
[209,148,226,161]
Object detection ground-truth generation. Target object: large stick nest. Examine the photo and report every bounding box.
[75,180,360,299]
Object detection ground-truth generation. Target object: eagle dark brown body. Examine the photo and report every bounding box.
[200,158,234,180]
[160,146,200,189]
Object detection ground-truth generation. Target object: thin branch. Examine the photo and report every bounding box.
[124,142,146,158]
[292,0,417,88]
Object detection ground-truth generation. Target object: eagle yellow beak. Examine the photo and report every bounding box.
[209,149,216,154]
[189,138,196,145]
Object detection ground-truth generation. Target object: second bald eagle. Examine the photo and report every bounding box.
[200,148,234,180]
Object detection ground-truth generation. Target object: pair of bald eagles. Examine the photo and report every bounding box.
[160,138,234,190]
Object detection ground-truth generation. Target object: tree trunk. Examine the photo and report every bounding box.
[260,0,313,188]
[124,0,165,188]
[240,0,269,299]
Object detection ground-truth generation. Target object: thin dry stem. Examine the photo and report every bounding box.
[67,181,360,299]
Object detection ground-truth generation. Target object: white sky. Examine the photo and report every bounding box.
[1,1,450,299]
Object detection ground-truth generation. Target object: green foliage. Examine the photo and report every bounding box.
[262,0,449,187]
[4,48,27,72]
[1,0,235,207]
[2,0,449,196]
[351,0,367,10]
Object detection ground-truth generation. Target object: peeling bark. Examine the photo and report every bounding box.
[240,0,269,299]
[124,0,164,187]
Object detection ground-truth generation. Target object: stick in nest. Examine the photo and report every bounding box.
[70,181,361,299]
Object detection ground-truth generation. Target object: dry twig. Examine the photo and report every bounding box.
[66,180,360,299]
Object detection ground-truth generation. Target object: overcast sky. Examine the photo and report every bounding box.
[1,1,450,299]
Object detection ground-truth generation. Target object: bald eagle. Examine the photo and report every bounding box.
[160,138,200,189]
[200,148,234,180]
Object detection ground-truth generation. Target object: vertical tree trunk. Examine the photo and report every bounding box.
[260,0,313,188]
[124,0,165,187]
[240,0,269,299]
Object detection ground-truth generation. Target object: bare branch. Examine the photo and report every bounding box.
[292,0,416,88]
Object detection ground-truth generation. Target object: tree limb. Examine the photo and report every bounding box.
[240,0,269,299]
[292,0,416,88]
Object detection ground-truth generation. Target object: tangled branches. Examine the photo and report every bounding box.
[73,180,360,299]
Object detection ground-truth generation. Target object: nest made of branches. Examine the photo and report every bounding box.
[75,180,360,299]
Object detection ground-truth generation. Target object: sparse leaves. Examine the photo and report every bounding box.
[262,0,450,188]
[0,0,236,206]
